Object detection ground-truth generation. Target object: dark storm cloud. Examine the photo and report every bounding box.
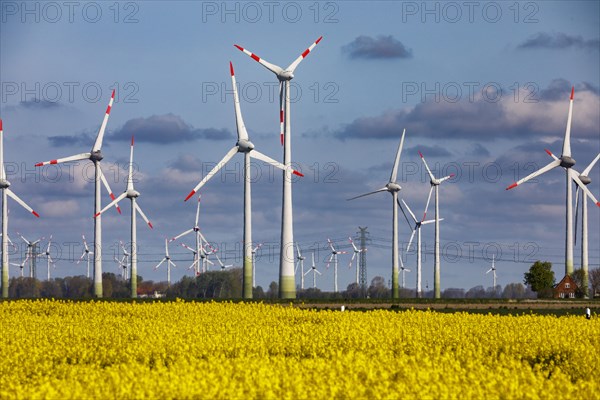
[406,145,453,158]
[48,134,94,147]
[18,99,62,110]
[517,32,600,51]
[342,35,413,59]
[108,114,233,143]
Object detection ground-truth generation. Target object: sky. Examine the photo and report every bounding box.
[1,0,599,292]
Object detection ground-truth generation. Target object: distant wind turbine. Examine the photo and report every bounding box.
[35,91,121,298]
[348,237,363,285]
[37,235,56,280]
[485,255,497,289]
[76,235,93,278]
[94,136,153,298]
[295,243,306,290]
[155,238,176,285]
[326,239,346,293]
[419,151,454,299]
[347,130,409,299]
[304,251,321,289]
[1,119,40,297]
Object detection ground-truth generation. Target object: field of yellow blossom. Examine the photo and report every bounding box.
[0,300,598,399]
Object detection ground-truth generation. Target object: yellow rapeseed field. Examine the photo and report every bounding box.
[0,300,598,399]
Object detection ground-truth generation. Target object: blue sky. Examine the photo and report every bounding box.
[1,1,599,292]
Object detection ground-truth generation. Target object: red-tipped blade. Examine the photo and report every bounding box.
[316,36,323,44]
[111,89,116,99]
[570,86,574,100]
[185,190,196,202]
[506,182,518,190]
[234,44,243,51]
[148,222,154,229]
[131,135,134,146]
[93,212,101,218]
[293,170,304,177]
[34,162,43,167]
[418,151,423,158]
[32,211,40,218]
[229,61,234,76]
[596,202,600,207]
[280,133,284,146]
[545,149,553,156]
[449,173,455,178]
[0,119,3,131]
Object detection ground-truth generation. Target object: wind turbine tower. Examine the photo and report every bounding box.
[235,36,323,299]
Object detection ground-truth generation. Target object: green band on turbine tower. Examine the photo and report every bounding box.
[243,256,253,299]
[279,276,295,299]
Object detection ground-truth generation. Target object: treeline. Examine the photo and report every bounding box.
[6,269,551,300]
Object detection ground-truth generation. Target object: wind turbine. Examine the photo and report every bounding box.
[35,91,121,298]
[419,151,454,299]
[1,119,40,297]
[114,254,128,280]
[570,153,599,298]
[348,237,363,285]
[171,196,207,276]
[214,252,234,271]
[251,242,263,288]
[94,136,153,298]
[181,243,213,274]
[76,235,93,278]
[486,255,497,289]
[155,238,176,285]
[326,239,346,293]
[295,243,306,290]
[235,36,322,299]
[37,235,56,280]
[17,233,42,279]
[400,257,410,289]
[304,251,321,289]
[402,198,436,298]
[184,62,302,299]
[347,129,408,299]
[506,87,600,278]
[10,256,28,278]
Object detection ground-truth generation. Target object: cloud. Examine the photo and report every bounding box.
[108,114,233,143]
[406,145,452,158]
[342,35,413,59]
[333,80,600,141]
[517,32,600,51]
[18,99,62,110]
[39,200,80,217]
[48,133,94,147]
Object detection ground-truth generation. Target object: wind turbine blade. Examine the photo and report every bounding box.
[505,158,561,190]
[390,129,406,183]
[279,82,284,146]
[77,251,87,264]
[571,171,600,206]
[287,36,323,72]
[135,202,153,229]
[439,174,455,184]
[296,242,302,258]
[92,90,115,152]
[401,199,418,223]
[349,237,358,252]
[327,238,335,252]
[171,228,194,242]
[311,252,315,268]
[574,185,580,246]
[185,146,239,201]
[181,243,196,253]
[229,62,249,142]
[93,192,127,218]
[250,150,304,176]
[349,252,356,267]
[419,151,435,182]
[406,229,416,252]
[397,198,413,230]
[423,186,434,221]
[164,238,169,256]
[561,87,574,158]
[304,269,312,277]
[98,166,122,214]
[5,189,40,217]
[347,187,388,201]
[486,268,493,274]
[126,136,135,191]
[194,195,202,228]
[35,152,91,167]
[154,258,166,270]
[315,269,322,276]
[233,44,284,75]
[581,153,600,176]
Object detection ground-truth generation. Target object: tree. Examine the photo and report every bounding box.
[367,276,389,299]
[502,282,526,299]
[442,288,465,299]
[465,285,486,299]
[570,268,586,298]
[523,261,555,298]
[589,267,600,298]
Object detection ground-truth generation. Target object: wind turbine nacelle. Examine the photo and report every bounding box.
[278,71,294,81]
[237,139,255,152]
[0,179,10,189]
[560,156,575,169]
[90,150,103,162]
[127,189,140,198]
[386,182,401,192]
[579,175,592,185]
